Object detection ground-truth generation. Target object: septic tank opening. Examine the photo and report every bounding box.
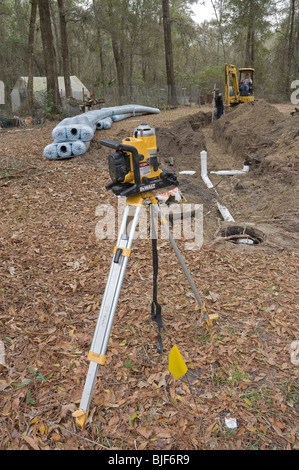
[221,225,264,245]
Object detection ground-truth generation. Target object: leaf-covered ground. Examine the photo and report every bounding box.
[0,108,298,450]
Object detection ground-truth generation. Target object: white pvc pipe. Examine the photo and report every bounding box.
[200,151,214,189]
[200,150,235,223]
[179,171,196,175]
[210,162,250,176]
[200,150,208,177]
[216,202,235,222]
[237,238,254,245]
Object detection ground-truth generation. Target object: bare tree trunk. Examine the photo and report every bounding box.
[243,0,256,68]
[111,36,125,104]
[92,0,106,84]
[245,28,251,66]
[286,0,295,97]
[210,0,226,62]
[250,30,255,65]
[38,0,61,111]
[161,0,177,106]
[295,14,299,76]
[107,2,126,104]
[27,0,37,115]
[245,27,255,67]
[57,0,72,99]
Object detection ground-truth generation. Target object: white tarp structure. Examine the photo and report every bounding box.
[0,81,4,105]
[11,76,89,111]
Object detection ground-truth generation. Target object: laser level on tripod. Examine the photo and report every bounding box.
[73,124,215,428]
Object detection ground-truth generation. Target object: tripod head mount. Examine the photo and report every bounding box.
[100,124,178,197]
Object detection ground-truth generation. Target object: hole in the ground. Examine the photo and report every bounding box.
[221,225,264,245]
[189,112,213,131]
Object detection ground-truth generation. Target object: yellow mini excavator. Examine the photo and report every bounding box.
[225,63,255,109]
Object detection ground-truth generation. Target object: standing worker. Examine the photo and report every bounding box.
[215,88,224,119]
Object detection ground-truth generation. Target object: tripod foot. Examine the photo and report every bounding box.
[201,302,218,328]
[205,313,219,328]
[73,408,89,428]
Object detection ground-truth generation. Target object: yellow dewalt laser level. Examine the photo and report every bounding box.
[101,123,177,197]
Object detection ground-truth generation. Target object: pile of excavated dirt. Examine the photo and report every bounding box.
[155,115,211,204]
[213,99,299,170]
[156,114,208,166]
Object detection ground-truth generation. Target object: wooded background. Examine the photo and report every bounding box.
[0,0,298,114]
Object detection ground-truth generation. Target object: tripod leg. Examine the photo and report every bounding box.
[73,203,141,427]
[151,202,213,325]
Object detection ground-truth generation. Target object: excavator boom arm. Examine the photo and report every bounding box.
[225,63,240,107]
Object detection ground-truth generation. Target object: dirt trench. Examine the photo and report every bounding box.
[154,102,299,252]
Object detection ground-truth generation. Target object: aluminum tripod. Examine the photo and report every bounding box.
[73,192,212,427]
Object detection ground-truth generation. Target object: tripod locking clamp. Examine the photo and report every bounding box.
[113,246,131,263]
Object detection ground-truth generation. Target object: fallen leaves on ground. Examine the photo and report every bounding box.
[0,114,298,450]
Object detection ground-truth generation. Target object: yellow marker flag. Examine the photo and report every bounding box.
[168,345,188,379]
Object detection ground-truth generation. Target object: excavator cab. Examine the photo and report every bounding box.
[225,64,255,108]
[239,68,254,98]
